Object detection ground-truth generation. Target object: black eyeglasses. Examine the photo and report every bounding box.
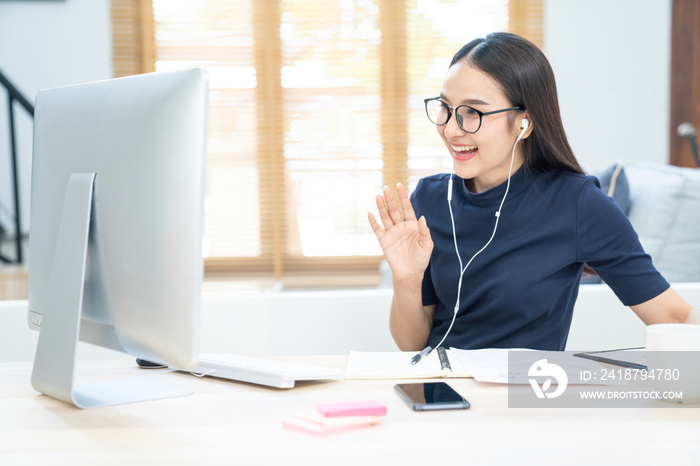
[424,97,524,134]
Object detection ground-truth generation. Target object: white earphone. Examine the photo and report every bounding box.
[518,118,529,140]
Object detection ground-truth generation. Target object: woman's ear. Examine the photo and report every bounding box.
[519,114,533,139]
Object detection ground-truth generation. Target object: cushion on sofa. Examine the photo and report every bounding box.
[625,162,700,283]
[594,162,631,215]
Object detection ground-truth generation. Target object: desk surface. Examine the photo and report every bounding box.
[1,356,698,466]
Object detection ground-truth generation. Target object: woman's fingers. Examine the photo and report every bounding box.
[375,193,393,231]
[396,183,416,222]
[383,185,404,226]
[367,212,384,241]
[371,184,420,239]
[417,215,433,252]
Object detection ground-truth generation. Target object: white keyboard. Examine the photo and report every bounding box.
[188,353,345,389]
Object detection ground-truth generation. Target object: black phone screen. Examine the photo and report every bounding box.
[394,382,470,411]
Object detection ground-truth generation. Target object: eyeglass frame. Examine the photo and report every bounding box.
[423,97,525,134]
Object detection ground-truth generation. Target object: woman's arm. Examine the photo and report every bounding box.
[389,278,437,351]
[368,183,435,350]
[630,288,700,325]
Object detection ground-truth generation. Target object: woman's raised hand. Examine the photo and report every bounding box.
[368,183,433,283]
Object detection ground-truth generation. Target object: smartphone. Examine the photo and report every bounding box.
[394,382,470,411]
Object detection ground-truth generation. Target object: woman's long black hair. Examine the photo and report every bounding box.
[451,32,584,175]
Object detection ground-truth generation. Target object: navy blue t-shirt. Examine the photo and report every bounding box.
[411,167,669,351]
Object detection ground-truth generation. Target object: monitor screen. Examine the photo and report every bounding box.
[27,69,209,408]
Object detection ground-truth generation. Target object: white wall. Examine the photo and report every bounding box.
[544,0,671,173]
[0,0,112,243]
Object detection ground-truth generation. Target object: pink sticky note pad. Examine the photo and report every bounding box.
[317,400,387,417]
[282,415,376,436]
[282,411,381,436]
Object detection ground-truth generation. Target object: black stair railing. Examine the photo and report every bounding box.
[0,68,34,264]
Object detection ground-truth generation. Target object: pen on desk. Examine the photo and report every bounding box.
[573,353,647,370]
[437,346,451,372]
[410,346,432,365]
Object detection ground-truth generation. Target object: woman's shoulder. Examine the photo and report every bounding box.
[410,174,452,214]
[412,173,452,195]
[536,170,625,218]
[416,172,452,186]
[531,169,600,193]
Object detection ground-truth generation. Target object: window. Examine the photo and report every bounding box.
[111,0,543,286]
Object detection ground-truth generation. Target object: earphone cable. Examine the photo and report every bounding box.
[432,131,524,352]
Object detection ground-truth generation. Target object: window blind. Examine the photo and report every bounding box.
[111,0,155,77]
[111,0,543,285]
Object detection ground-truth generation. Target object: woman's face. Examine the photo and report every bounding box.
[437,61,528,192]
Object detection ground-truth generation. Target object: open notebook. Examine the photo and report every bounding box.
[345,349,471,380]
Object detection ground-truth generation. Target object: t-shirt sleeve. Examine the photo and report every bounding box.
[576,177,669,306]
[411,179,438,307]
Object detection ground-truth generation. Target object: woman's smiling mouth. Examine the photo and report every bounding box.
[451,144,478,161]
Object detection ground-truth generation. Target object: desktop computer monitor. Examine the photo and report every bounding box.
[27,68,209,408]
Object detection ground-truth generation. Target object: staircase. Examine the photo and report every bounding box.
[0,68,33,265]
[0,69,32,299]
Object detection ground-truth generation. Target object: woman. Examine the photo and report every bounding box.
[368,32,698,352]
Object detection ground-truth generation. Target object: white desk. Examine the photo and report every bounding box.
[1,356,698,466]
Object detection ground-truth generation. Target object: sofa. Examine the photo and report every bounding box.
[591,161,700,283]
[624,162,700,283]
